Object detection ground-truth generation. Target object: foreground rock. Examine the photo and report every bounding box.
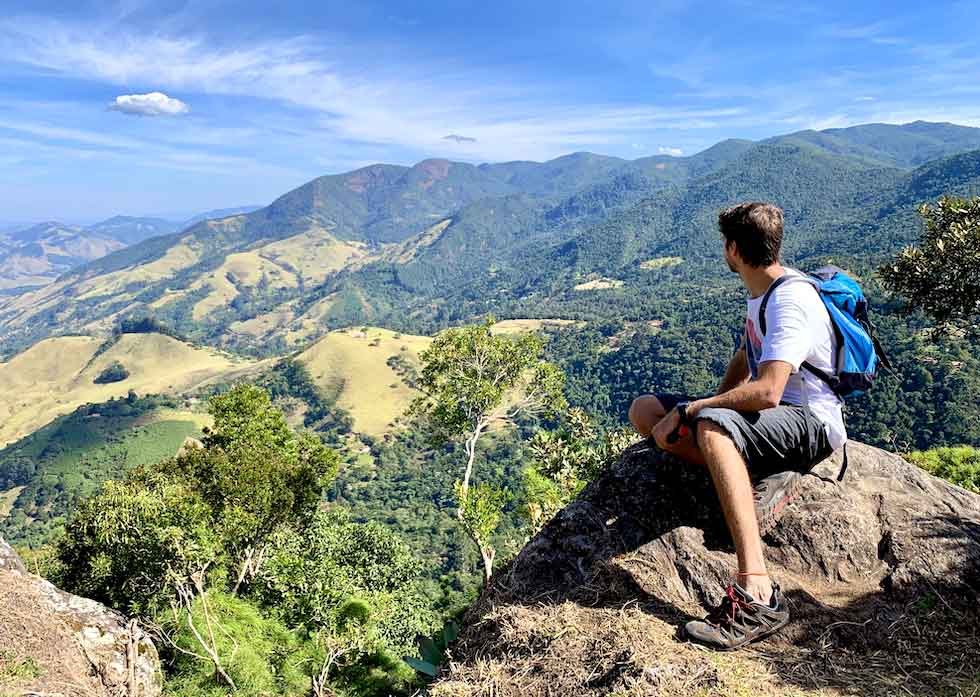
[0,536,162,697]
[434,441,980,697]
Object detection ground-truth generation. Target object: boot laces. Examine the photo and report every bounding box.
[707,585,754,627]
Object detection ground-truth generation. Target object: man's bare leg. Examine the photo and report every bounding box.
[629,394,706,465]
[696,419,773,602]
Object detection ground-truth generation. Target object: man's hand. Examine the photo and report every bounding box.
[687,399,708,419]
[652,407,682,447]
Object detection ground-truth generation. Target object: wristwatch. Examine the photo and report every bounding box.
[666,401,692,445]
[675,401,691,425]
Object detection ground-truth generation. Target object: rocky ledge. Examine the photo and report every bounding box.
[0,536,161,697]
[433,441,980,697]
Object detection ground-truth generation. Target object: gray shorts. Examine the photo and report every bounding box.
[656,393,834,480]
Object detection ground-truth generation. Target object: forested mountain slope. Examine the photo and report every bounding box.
[1,121,979,358]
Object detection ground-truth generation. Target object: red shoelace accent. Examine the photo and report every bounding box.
[708,585,755,626]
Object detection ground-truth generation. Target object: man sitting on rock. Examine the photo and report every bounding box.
[628,201,842,650]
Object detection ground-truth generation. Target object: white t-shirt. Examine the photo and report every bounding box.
[744,268,846,450]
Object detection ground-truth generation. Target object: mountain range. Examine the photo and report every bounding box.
[2,121,980,356]
[0,207,262,292]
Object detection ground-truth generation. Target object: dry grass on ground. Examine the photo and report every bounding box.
[434,578,980,697]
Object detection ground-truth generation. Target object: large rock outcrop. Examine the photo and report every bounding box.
[434,441,980,697]
[0,536,162,697]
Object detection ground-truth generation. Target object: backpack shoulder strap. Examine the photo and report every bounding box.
[757,273,813,335]
[758,274,842,393]
[757,275,790,336]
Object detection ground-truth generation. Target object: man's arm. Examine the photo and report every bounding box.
[716,346,750,395]
[691,360,793,417]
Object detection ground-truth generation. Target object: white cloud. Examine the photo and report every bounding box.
[109,91,189,116]
[0,18,757,162]
[3,14,980,168]
[657,146,683,156]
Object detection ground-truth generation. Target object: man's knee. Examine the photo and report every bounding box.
[696,417,730,443]
[628,394,665,436]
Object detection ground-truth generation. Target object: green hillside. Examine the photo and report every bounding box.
[0,394,205,547]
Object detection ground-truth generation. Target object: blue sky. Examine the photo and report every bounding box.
[1,0,979,222]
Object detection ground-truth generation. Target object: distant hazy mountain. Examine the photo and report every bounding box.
[86,216,182,245]
[1,121,979,354]
[180,205,263,227]
[0,222,124,291]
[0,207,265,292]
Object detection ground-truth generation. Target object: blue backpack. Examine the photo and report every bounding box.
[759,265,891,400]
[758,266,891,480]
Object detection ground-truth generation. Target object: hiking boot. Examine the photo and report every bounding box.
[754,470,804,536]
[684,583,790,650]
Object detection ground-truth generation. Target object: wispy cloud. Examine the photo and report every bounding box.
[0,16,755,162]
[823,21,906,45]
[657,146,682,156]
[109,91,189,116]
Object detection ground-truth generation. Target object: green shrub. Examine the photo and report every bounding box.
[907,446,980,493]
[159,591,314,697]
[93,361,129,384]
[255,509,437,657]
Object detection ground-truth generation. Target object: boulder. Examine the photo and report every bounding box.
[433,441,980,697]
[0,536,162,697]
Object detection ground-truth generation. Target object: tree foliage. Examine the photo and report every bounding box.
[93,360,129,384]
[409,316,566,583]
[52,384,433,695]
[881,196,980,330]
[906,445,980,493]
[523,408,638,533]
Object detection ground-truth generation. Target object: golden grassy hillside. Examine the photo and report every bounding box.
[491,318,584,334]
[297,327,432,438]
[0,220,374,345]
[0,333,264,447]
[296,320,575,438]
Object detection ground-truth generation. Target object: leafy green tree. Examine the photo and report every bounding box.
[880,196,980,331]
[57,383,339,689]
[523,408,637,533]
[93,360,129,384]
[906,446,980,493]
[157,591,315,697]
[255,509,436,656]
[408,316,566,583]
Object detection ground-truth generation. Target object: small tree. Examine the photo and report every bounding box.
[523,408,638,534]
[880,195,980,331]
[409,316,566,584]
[93,360,129,384]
